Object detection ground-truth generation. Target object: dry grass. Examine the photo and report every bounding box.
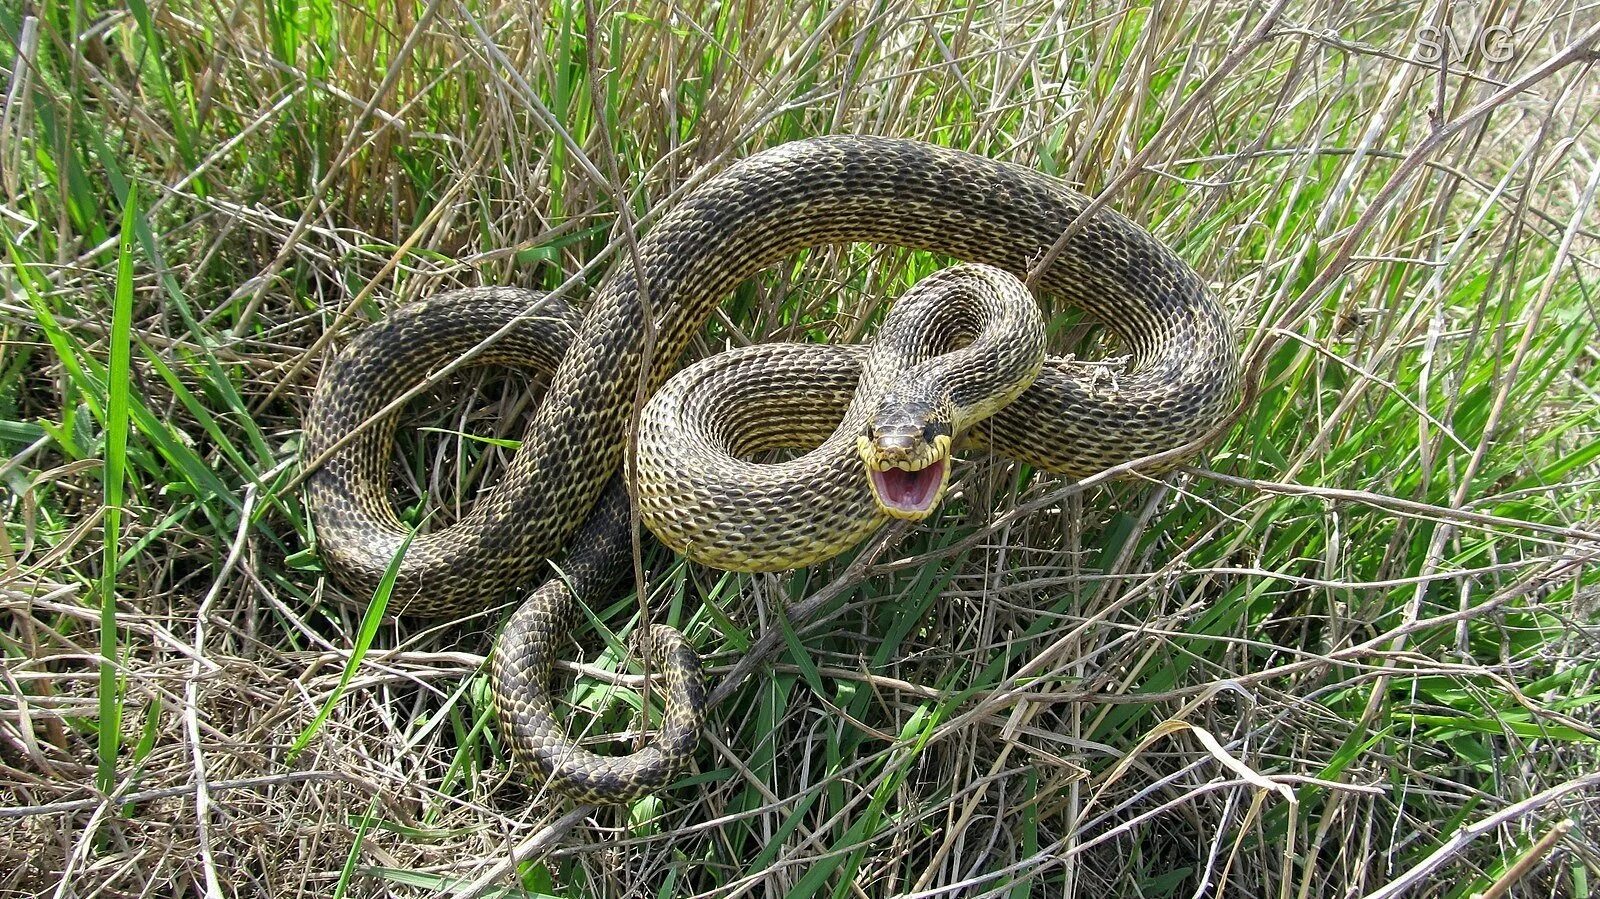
[3,0,1600,896]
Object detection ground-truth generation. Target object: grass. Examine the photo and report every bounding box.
[2,0,1599,896]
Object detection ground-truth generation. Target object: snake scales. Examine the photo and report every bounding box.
[303,136,1239,804]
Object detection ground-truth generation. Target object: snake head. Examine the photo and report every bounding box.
[856,395,954,520]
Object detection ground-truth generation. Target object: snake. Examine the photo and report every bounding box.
[302,135,1239,805]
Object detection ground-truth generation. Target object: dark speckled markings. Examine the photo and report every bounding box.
[303,136,1240,804]
[636,264,1047,571]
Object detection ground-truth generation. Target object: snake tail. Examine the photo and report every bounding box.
[490,478,706,804]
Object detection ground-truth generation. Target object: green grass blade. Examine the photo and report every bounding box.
[97,185,139,792]
[288,529,414,761]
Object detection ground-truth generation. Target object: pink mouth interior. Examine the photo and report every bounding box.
[869,458,947,514]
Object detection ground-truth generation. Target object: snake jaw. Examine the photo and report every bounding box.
[868,457,949,519]
[857,432,953,520]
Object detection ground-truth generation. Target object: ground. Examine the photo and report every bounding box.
[2,1,1599,897]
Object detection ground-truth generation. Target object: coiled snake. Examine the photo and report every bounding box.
[303,136,1238,804]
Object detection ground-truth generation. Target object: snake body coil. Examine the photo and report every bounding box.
[303,136,1239,804]
[636,263,1050,571]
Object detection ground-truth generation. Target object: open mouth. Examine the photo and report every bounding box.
[867,458,948,519]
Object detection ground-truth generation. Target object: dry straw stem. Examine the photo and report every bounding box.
[3,1,1600,898]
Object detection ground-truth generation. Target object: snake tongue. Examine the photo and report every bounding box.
[870,459,948,519]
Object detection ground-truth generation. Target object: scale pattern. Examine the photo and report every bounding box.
[637,264,1046,571]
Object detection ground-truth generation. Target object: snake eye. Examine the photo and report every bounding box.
[923,421,942,444]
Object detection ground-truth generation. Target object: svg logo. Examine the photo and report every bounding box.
[1415,20,1517,64]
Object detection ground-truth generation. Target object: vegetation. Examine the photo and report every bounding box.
[2,0,1597,896]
